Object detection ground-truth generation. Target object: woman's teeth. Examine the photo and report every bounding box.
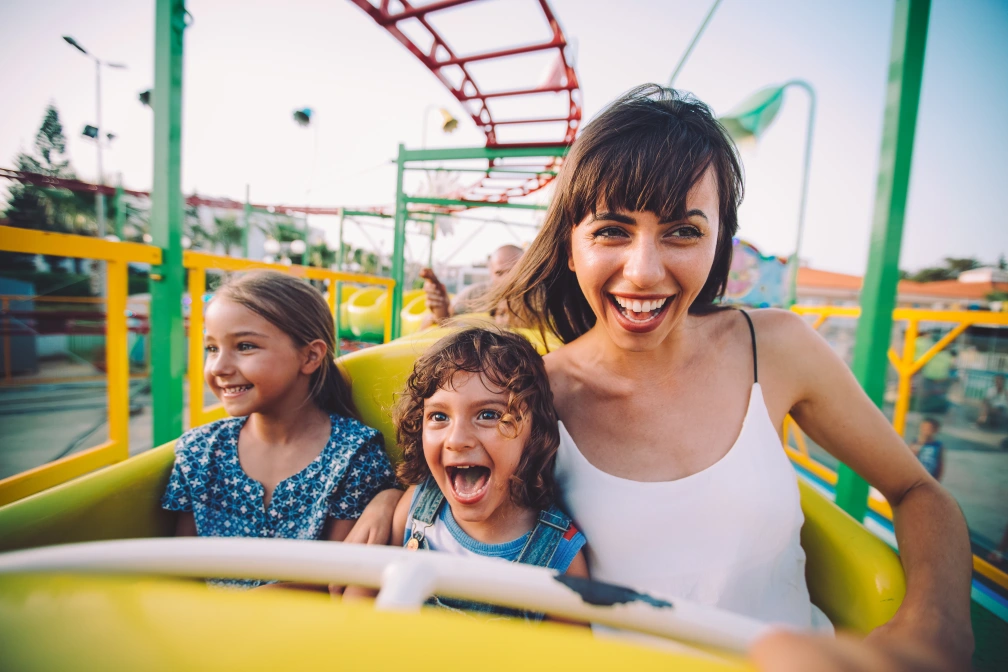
[611,295,670,320]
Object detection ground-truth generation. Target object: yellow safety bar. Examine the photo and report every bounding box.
[0,226,161,505]
[182,251,395,430]
[788,304,1008,592]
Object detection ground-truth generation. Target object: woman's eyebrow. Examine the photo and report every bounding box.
[592,211,636,224]
[660,209,709,224]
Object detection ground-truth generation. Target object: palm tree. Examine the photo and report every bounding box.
[212,215,243,256]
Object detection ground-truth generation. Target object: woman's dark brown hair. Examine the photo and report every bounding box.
[394,326,559,511]
[487,83,744,343]
[215,270,358,419]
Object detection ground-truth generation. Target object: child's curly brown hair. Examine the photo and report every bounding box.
[394,326,560,511]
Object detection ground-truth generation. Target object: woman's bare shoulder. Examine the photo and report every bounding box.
[543,342,584,415]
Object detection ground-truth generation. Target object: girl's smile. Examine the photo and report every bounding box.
[203,298,315,417]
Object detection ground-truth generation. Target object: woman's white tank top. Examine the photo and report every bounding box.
[554,312,828,630]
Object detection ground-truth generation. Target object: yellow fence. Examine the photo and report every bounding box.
[0,226,160,505]
[787,304,1008,591]
[183,251,395,429]
[0,227,394,505]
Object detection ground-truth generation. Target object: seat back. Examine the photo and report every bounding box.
[0,327,905,635]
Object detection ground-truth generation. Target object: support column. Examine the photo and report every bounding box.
[390,144,407,339]
[837,0,931,519]
[242,184,251,258]
[150,0,187,445]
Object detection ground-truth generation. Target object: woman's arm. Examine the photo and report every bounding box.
[341,487,416,601]
[175,511,197,536]
[342,488,404,545]
[760,310,973,667]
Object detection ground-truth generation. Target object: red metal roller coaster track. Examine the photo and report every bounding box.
[347,0,581,202]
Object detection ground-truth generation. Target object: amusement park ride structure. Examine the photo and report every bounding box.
[1,1,1007,661]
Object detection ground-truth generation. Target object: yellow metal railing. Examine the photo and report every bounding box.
[182,251,395,430]
[1,294,148,386]
[0,226,161,505]
[787,304,1008,591]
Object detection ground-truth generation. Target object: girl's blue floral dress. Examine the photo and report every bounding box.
[162,414,396,588]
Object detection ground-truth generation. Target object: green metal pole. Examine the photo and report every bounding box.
[113,178,125,240]
[150,0,186,445]
[242,184,251,258]
[336,207,346,270]
[837,0,931,520]
[784,80,816,307]
[390,144,407,339]
[428,221,436,268]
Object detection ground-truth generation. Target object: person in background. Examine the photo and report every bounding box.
[977,374,1008,428]
[419,245,524,328]
[910,417,944,482]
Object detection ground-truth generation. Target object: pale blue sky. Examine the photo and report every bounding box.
[1,0,1006,274]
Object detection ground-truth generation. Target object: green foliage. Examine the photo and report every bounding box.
[1,105,104,276]
[904,256,982,283]
[212,215,244,255]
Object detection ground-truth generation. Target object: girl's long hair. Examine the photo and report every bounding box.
[215,270,358,419]
[486,84,744,344]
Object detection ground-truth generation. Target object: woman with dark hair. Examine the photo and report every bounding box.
[486,84,973,668]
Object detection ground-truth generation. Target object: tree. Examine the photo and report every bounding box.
[212,215,244,256]
[2,105,86,273]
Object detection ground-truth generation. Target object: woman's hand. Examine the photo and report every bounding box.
[751,626,970,672]
[343,488,403,546]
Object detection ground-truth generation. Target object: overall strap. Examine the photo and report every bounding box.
[738,309,758,384]
[514,506,572,568]
[410,475,446,525]
[406,476,445,550]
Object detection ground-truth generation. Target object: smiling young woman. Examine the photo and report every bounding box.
[486,84,974,670]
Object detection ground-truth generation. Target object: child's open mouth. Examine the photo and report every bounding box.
[221,384,253,398]
[446,465,491,505]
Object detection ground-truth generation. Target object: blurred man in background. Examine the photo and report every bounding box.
[420,244,524,328]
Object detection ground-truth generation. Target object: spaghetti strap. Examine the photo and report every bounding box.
[738,310,758,383]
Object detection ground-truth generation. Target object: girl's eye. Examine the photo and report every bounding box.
[429,412,448,422]
[667,226,703,240]
[593,226,629,239]
[478,409,502,421]
[237,342,256,351]
[204,344,218,354]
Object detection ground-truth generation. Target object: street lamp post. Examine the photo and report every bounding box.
[63,36,126,241]
[293,107,317,246]
[720,80,816,306]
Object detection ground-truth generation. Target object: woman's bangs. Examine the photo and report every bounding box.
[567,126,714,224]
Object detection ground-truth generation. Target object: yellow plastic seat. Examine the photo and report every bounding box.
[0,332,905,636]
[345,287,386,341]
[400,294,429,337]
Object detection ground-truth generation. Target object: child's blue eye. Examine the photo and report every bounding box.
[478,410,502,421]
[429,412,448,422]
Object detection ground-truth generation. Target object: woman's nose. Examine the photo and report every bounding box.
[623,237,665,289]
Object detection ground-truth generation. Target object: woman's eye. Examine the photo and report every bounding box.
[668,226,703,239]
[593,226,629,239]
[478,410,502,421]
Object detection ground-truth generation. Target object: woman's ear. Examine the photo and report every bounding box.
[301,339,328,375]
